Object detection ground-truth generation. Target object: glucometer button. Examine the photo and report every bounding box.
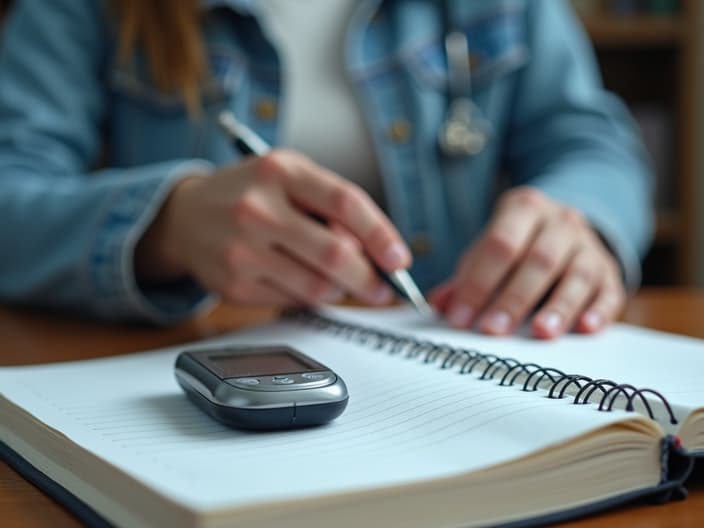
[235,377,260,386]
[301,373,326,381]
[272,376,295,385]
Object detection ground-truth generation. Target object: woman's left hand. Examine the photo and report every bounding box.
[429,187,627,339]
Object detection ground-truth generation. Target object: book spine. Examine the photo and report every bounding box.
[650,435,694,503]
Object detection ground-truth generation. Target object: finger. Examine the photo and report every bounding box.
[329,221,363,251]
[255,151,412,271]
[217,241,346,306]
[256,248,348,306]
[445,189,549,329]
[205,243,302,307]
[228,182,393,305]
[479,208,583,335]
[531,249,601,339]
[269,210,394,306]
[221,279,300,307]
[576,268,626,334]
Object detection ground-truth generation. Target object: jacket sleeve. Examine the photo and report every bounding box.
[504,0,655,289]
[0,0,214,323]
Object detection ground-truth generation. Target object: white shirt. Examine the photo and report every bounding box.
[257,0,384,205]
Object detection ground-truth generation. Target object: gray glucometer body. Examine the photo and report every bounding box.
[174,345,348,431]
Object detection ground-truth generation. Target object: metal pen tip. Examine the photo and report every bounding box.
[387,269,435,318]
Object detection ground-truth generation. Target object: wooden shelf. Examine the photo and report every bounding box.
[655,210,682,244]
[581,15,683,46]
[577,0,700,285]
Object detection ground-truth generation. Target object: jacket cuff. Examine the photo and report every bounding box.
[88,160,216,324]
[585,211,643,292]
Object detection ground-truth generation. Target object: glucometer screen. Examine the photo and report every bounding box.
[207,350,319,377]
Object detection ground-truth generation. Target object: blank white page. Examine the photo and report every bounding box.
[0,315,641,513]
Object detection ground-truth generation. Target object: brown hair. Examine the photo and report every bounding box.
[111,0,207,114]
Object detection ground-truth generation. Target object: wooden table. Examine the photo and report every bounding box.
[1,288,703,527]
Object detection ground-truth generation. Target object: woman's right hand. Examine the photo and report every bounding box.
[137,150,411,307]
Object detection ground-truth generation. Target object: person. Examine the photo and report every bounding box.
[0,0,653,338]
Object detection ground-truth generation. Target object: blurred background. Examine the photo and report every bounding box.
[570,0,704,288]
[0,0,702,288]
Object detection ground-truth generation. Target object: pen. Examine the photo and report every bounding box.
[217,110,435,317]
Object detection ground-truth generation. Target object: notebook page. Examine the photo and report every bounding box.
[323,305,704,414]
[0,319,653,512]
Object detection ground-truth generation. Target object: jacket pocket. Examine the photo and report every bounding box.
[105,47,246,165]
[107,46,245,115]
[400,4,529,94]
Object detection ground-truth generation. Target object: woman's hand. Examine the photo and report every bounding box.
[136,150,411,307]
[430,187,626,339]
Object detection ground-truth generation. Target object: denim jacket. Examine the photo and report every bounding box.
[0,0,653,323]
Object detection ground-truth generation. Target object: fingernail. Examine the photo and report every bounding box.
[482,310,512,334]
[448,303,473,328]
[383,242,410,269]
[540,311,562,333]
[369,284,394,305]
[582,310,603,331]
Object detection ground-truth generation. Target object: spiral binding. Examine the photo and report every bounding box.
[283,308,678,425]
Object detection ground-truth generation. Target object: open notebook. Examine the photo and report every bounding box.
[0,305,702,528]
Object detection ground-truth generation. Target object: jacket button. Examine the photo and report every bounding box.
[388,119,412,143]
[410,234,432,256]
[253,99,277,121]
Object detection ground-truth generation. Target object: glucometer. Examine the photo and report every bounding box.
[174,345,348,431]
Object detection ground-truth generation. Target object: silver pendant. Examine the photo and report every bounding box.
[438,97,492,157]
